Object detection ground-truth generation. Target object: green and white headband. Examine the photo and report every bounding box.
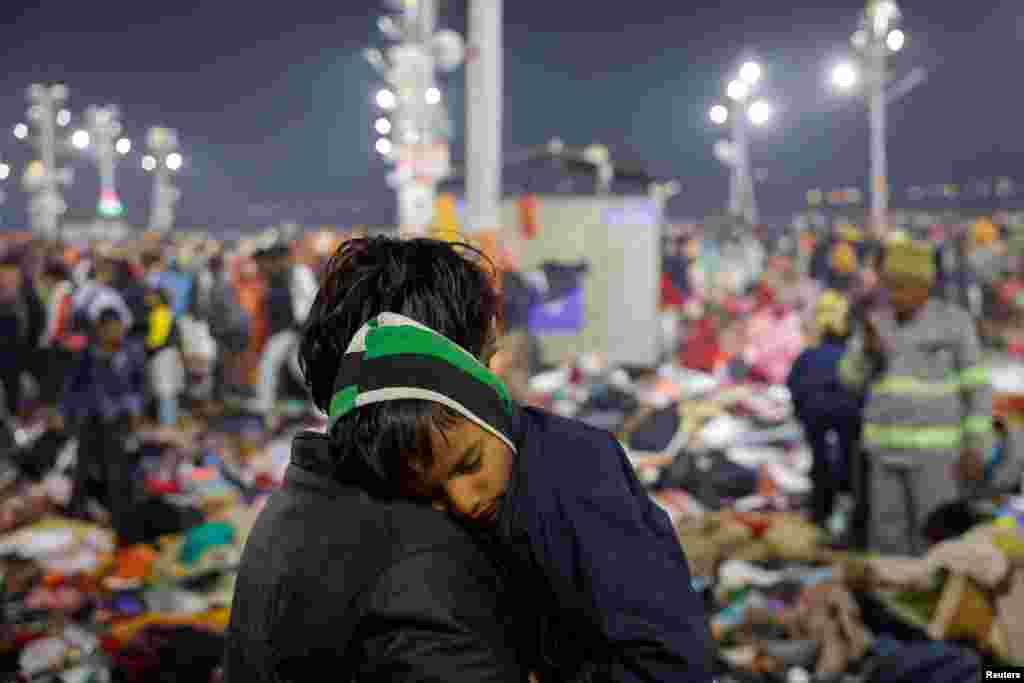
[328,313,517,454]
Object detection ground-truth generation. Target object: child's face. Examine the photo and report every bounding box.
[98,318,125,346]
[414,417,514,527]
[0,266,19,301]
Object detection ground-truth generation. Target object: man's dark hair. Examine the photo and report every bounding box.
[299,236,500,490]
[42,261,71,283]
[141,252,162,270]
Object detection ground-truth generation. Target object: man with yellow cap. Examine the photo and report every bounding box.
[839,240,992,555]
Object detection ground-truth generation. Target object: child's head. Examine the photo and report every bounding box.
[94,258,118,285]
[95,308,125,347]
[146,287,172,309]
[0,254,20,303]
[299,237,511,522]
[39,262,70,290]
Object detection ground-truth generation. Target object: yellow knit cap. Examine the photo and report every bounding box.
[837,223,863,243]
[971,218,998,247]
[815,289,850,337]
[830,241,859,275]
[883,241,936,285]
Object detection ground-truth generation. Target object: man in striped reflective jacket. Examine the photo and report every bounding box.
[839,240,992,555]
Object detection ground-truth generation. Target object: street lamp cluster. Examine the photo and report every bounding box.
[708,63,774,129]
[2,83,186,235]
[365,0,465,237]
[709,59,773,225]
[707,1,915,235]
[829,0,909,236]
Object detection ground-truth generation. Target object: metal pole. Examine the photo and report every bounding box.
[728,115,742,218]
[38,95,59,237]
[86,106,123,219]
[151,167,172,233]
[869,43,888,238]
[466,0,503,237]
[147,127,180,234]
[394,0,440,238]
[28,85,66,240]
[731,106,757,225]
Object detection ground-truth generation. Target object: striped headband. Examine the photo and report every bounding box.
[328,313,517,454]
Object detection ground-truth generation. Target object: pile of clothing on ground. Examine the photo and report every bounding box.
[0,411,310,682]
[527,350,1022,681]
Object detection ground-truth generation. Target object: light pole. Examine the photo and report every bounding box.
[830,0,910,238]
[77,105,131,220]
[0,160,8,226]
[142,127,182,234]
[709,60,773,226]
[14,84,72,239]
[466,0,502,239]
[366,0,464,238]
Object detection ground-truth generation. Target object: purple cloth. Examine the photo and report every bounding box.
[528,287,584,334]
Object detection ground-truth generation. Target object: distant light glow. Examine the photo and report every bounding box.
[886,29,905,52]
[166,152,183,171]
[142,155,157,171]
[0,164,9,181]
[116,138,132,155]
[375,138,393,156]
[375,89,397,110]
[13,124,28,140]
[709,105,729,125]
[831,62,859,90]
[71,130,90,150]
[375,117,392,135]
[56,110,71,127]
[726,80,750,101]
[739,61,762,86]
[748,100,773,126]
[425,87,441,105]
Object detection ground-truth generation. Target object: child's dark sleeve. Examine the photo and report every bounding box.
[60,353,89,424]
[121,344,147,418]
[547,434,715,682]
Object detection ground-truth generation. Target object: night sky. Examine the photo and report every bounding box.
[0,1,1020,232]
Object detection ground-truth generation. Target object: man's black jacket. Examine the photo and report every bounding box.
[222,432,526,683]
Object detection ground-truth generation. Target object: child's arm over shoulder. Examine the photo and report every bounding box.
[540,424,715,682]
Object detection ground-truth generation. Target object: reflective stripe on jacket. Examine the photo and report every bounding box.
[839,298,993,452]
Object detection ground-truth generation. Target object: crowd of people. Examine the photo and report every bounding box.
[657,216,1023,551]
[0,219,1020,681]
[0,234,328,534]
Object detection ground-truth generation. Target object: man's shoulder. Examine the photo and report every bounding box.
[384,499,490,558]
[267,471,487,561]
